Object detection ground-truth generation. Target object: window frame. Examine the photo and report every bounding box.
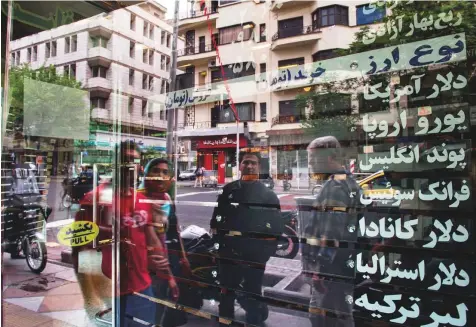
[315,5,349,28]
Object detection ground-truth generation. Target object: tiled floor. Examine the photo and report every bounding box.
[2,254,92,327]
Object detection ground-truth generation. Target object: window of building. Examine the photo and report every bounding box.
[220,102,255,122]
[130,14,136,30]
[143,74,148,89]
[32,46,37,61]
[312,49,341,62]
[161,55,166,70]
[149,24,154,39]
[91,36,108,48]
[72,35,77,52]
[91,66,107,78]
[128,97,134,113]
[142,100,148,116]
[129,69,134,86]
[278,100,304,123]
[260,103,267,121]
[65,35,77,53]
[159,106,167,120]
[314,5,348,28]
[144,22,149,37]
[277,17,303,38]
[11,51,20,66]
[149,50,154,65]
[356,3,386,25]
[130,41,135,58]
[219,24,254,44]
[64,64,76,78]
[161,31,166,45]
[259,63,267,81]
[149,75,154,91]
[167,33,171,48]
[91,97,106,109]
[259,24,266,42]
[46,41,57,58]
[278,57,304,69]
[166,56,170,72]
[27,48,31,62]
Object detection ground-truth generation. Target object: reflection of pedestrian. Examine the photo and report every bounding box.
[73,141,170,327]
[140,158,190,326]
[211,151,284,325]
[194,166,204,187]
[303,136,361,327]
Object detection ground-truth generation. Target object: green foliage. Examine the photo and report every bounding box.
[8,64,84,134]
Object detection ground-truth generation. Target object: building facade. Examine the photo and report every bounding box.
[173,0,387,185]
[8,1,174,168]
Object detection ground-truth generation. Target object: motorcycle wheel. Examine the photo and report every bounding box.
[275,225,299,259]
[312,185,323,196]
[24,237,47,274]
[62,193,72,209]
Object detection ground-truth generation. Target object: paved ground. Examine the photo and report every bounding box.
[2,253,309,327]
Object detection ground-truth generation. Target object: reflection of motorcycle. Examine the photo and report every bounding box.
[61,168,95,209]
[1,164,51,273]
[275,210,299,259]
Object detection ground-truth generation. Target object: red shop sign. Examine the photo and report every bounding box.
[197,136,247,149]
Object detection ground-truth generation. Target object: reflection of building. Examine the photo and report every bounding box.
[8,1,173,170]
[174,0,385,183]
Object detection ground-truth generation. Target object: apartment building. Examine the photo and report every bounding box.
[9,1,174,165]
[174,0,384,182]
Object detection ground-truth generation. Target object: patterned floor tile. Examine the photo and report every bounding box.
[41,309,89,327]
[4,296,45,312]
[38,294,85,312]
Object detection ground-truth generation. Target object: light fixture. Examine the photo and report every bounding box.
[179,64,192,68]
[278,64,298,70]
[303,86,312,92]
[243,24,254,29]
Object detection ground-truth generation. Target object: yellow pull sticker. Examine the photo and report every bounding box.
[57,221,99,247]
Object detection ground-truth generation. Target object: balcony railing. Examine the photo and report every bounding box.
[179,6,218,20]
[178,44,216,57]
[271,114,307,126]
[272,24,320,41]
[177,121,212,129]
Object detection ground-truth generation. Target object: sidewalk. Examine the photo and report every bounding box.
[3,253,309,327]
[2,254,93,327]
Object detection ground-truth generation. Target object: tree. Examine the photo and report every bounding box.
[8,64,89,140]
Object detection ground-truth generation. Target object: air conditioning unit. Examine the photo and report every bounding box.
[208,60,217,67]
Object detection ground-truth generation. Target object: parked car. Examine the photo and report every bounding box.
[178,169,196,181]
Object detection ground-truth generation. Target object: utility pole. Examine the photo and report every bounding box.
[166,0,180,161]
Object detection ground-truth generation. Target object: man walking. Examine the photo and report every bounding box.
[303,136,361,327]
[210,151,284,325]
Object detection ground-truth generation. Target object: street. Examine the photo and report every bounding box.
[45,179,311,230]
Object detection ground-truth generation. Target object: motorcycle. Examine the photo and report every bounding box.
[1,164,51,273]
[275,210,299,259]
[61,166,96,209]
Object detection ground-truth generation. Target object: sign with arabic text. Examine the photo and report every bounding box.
[197,136,247,149]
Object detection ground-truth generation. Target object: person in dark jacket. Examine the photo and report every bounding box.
[210,151,284,325]
[303,136,361,327]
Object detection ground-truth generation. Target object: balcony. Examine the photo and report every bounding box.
[86,77,112,96]
[270,0,312,11]
[271,25,321,51]
[178,6,218,32]
[177,44,216,66]
[177,121,244,137]
[88,46,112,63]
[91,108,111,121]
[271,114,307,127]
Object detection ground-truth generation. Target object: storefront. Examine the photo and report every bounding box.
[196,135,248,184]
